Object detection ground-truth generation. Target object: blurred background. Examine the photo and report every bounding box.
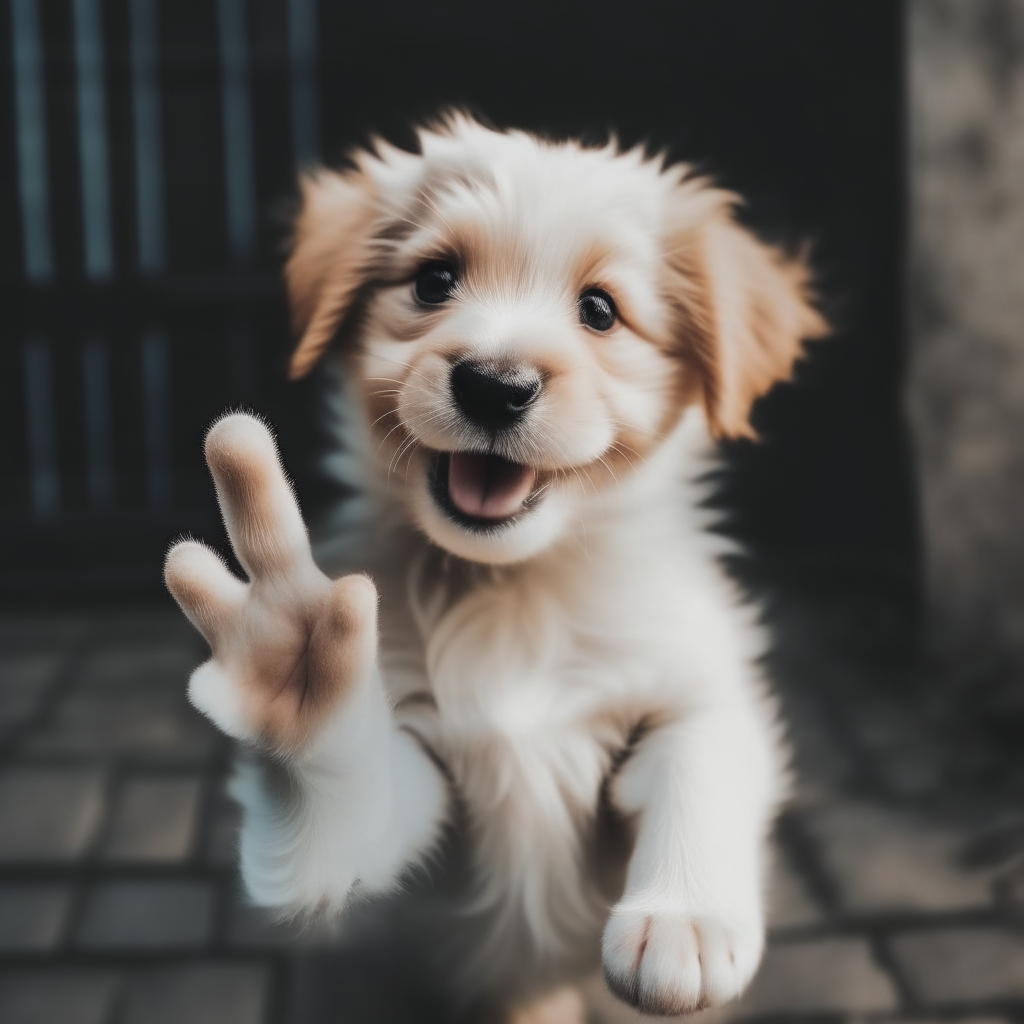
[0,0,912,600]
[1,1,1023,1022]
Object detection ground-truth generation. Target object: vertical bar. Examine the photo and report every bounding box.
[216,0,255,262]
[10,0,54,282]
[287,0,318,166]
[71,0,113,280]
[128,0,165,275]
[23,338,59,518]
[81,337,113,508]
[141,330,170,510]
[227,323,255,399]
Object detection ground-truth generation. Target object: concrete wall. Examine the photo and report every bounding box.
[908,0,1024,656]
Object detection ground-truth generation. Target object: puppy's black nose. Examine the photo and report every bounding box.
[450,361,541,432]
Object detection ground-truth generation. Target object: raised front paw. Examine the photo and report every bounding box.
[602,906,763,1015]
[164,413,378,755]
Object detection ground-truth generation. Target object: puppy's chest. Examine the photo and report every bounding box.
[383,593,642,825]
[377,565,663,948]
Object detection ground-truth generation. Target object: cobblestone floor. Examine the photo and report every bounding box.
[0,585,1022,1024]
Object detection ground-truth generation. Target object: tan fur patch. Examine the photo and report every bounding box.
[664,202,828,439]
[287,169,379,379]
[259,574,378,752]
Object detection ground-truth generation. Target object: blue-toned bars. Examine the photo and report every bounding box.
[10,0,53,283]
[129,0,165,275]
[71,0,114,280]
[23,339,60,518]
[141,331,171,510]
[287,0,319,167]
[216,0,256,262]
[81,338,114,509]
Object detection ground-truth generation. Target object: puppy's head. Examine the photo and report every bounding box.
[287,113,826,565]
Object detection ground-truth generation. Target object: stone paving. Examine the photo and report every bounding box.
[0,592,1022,1023]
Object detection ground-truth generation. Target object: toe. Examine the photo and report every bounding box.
[694,916,739,1006]
[603,909,764,1015]
[640,913,703,1014]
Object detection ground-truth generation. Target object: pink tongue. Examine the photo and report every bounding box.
[448,453,537,520]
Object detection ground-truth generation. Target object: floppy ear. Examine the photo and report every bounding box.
[285,168,378,380]
[666,195,827,439]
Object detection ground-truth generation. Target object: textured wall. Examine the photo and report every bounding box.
[909,0,1024,655]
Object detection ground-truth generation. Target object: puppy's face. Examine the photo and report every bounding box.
[287,116,825,565]
[357,148,692,564]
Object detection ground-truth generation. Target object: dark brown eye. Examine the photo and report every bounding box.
[415,262,458,305]
[578,288,616,332]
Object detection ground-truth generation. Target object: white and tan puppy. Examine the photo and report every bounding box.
[165,113,825,1021]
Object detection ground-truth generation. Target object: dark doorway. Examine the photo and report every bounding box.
[0,0,908,603]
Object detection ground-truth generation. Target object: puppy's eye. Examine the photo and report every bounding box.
[415,262,458,305]
[578,288,616,332]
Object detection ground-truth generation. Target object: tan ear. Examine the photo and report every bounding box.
[668,199,828,438]
[285,168,378,380]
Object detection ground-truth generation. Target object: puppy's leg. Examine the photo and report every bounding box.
[602,701,781,1014]
[165,414,446,912]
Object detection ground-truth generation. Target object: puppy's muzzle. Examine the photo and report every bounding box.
[450,361,541,433]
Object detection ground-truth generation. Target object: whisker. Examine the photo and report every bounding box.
[365,358,439,389]
[374,418,410,460]
[369,408,400,431]
[403,439,423,484]
[390,430,424,479]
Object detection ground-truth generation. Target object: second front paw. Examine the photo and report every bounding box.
[601,906,764,1015]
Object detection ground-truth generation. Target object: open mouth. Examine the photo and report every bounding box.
[429,452,538,528]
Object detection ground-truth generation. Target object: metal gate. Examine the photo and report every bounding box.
[1,0,321,600]
[0,0,912,602]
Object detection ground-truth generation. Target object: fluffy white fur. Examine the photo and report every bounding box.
[165,114,824,1021]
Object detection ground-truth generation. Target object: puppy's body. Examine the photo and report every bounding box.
[326,404,780,1002]
[166,115,824,1020]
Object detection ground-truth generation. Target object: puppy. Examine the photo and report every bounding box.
[165,112,825,1021]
